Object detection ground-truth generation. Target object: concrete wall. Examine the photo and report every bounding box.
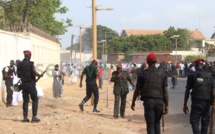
[170,49,206,62]
[0,30,60,102]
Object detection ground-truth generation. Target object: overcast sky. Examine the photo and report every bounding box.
[56,0,215,49]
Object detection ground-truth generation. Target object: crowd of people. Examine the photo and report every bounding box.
[2,50,215,134]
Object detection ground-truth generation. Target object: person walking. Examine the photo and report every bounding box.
[98,65,103,90]
[170,63,178,89]
[131,53,169,134]
[79,60,100,112]
[52,64,63,98]
[130,63,138,86]
[17,50,43,123]
[110,64,134,118]
[4,60,16,107]
[183,58,215,134]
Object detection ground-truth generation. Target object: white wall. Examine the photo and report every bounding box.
[0,30,60,102]
[170,49,206,61]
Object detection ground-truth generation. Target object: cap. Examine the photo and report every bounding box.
[23,50,31,55]
[92,60,98,65]
[146,53,156,62]
[194,58,204,64]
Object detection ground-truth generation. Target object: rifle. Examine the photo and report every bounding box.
[162,104,165,133]
[35,67,49,83]
[209,100,215,134]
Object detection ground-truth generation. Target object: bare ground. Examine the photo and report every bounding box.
[0,78,147,134]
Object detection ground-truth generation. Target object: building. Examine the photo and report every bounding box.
[121,29,205,48]
[131,51,173,63]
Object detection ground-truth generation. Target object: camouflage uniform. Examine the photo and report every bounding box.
[111,70,133,118]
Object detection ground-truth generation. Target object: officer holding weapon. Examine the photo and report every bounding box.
[17,50,43,123]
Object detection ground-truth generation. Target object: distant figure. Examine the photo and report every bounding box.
[98,65,103,90]
[52,64,63,98]
[69,66,79,85]
[170,63,178,89]
[108,65,114,84]
[12,60,22,106]
[130,63,138,86]
[3,60,16,107]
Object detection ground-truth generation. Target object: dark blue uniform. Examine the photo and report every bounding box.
[17,59,38,121]
[136,66,168,134]
[186,68,214,134]
[79,63,99,111]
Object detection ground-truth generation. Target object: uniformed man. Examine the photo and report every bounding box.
[183,58,215,134]
[131,53,169,134]
[170,63,178,89]
[130,63,138,85]
[4,60,15,107]
[17,50,43,123]
[79,60,100,112]
[110,64,134,118]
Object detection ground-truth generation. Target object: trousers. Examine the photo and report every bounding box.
[22,82,38,117]
[190,98,210,134]
[144,98,163,134]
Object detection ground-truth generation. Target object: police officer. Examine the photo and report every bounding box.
[110,64,134,118]
[17,50,43,123]
[79,60,100,112]
[4,60,15,107]
[170,63,178,89]
[131,53,169,134]
[183,58,215,134]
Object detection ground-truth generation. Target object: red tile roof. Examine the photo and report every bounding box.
[190,30,205,40]
[122,29,205,40]
[122,30,164,36]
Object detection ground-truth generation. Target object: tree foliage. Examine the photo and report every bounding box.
[186,55,205,62]
[107,26,195,55]
[164,26,194,51]
[0,0,72,36]
[79,25,119,58]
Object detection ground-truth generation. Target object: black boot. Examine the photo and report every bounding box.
[22,117,30,122]
[31,116,40,123]
[93,109,100,112]
[79,100,85,111]
[93,104,100,112]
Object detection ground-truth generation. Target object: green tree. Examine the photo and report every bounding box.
[0,0,72,36]
[164,26,194,51]
[186,55,205,62]
[107,34,171,54]
[79,25,119,59]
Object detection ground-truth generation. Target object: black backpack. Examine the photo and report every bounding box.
[2,66,8,81]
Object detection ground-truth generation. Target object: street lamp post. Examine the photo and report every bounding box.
[171,35,180,63]
[91,0,113,105]
[91,0,113,60]
[98,40,106,61]
[76,25,91,75]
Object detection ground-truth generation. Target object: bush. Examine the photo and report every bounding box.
[186,55,205,62]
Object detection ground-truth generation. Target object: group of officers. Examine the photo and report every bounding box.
[79,52,215,134]
[4,50,43,123]
[3,50,215,134]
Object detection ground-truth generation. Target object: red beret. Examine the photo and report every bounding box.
[92,60,98,65]
[23,50,31,55]
[146,53,156,62]
[194,58,204,64]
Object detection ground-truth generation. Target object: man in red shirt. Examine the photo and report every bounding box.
[176,62,180,77]
[97,65,103,90]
